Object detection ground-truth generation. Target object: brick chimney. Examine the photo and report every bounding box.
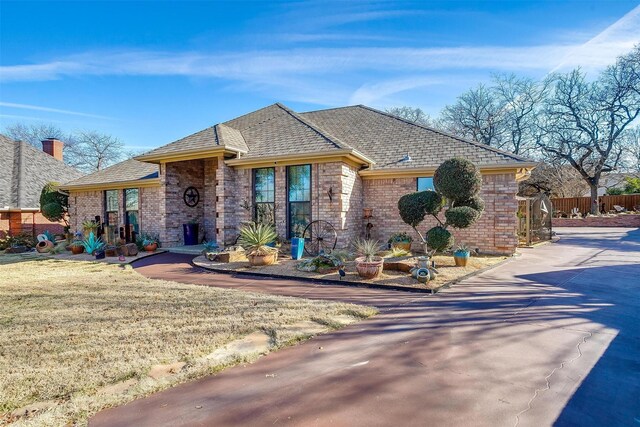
[42,138,64,161]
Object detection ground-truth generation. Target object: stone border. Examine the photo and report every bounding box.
[191,256,514,294]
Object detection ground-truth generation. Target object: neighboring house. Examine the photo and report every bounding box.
[62,103,535,254]
[0,135,83,236]
[589,173,640,196]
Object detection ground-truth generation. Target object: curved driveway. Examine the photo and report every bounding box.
[91,227,640,427]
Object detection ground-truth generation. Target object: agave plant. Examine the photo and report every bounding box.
[81,220,98,231]
[82,232,105,255]
[352,238,381,262]
[41,230,56,243]
[238,222,278,256]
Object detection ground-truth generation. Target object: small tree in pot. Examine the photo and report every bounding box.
[397,158,485,258]
[239,222,279,266]
[353,238,384,279]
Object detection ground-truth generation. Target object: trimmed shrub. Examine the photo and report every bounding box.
[426,227,453,252]
[40,182,68,223]
[433,158,482,201]
[397,190,443,227]
[453,195,485,212]
[445,206,480,229]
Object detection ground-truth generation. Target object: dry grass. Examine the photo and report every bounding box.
[195,254,508,290]
[0,259,376,426]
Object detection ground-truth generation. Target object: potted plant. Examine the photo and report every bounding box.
[453,243,471,267]
[70,240,85,255]
[202,240,219,259]
[239,222,279,266]
[353,237,384,279]
[387,232,413,251]
[183,218,199,246]
[82,232,105,256]
[82,220,99,238]
[143,236,158,252]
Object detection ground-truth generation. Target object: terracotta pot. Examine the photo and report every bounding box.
[391,242,412,252]
[71,245,85,255]
[454,252,469,267]
[248,252,278,266]
[355,256,384,279]
[36,240,54,253]
[144,243,158,252]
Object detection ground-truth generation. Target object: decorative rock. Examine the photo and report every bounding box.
[105,246,118,257]
[216,250,247,263]
[5,245,27,254]
[122,243,138,257]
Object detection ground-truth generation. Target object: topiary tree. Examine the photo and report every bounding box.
[397,158,484,254]
[40,182,69,228]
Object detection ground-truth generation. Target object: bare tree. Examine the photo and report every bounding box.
[2,122,126,173]
[537,45,640,214]
[519,162,588,197]
[66,131,125,172]
[439,84,507,149]
[494,74,548,156]
[385,106,435,127]
[3,122,67,148]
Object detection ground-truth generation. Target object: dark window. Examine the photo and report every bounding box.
[417,177,434,191]
[104,190,120,244]
[104,190,119,226]
[124,188,139,242]
[287,165,311,238]
[253,168,275,225]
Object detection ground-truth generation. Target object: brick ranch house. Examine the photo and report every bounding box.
[1,135,83,236]
[62,103,535,255]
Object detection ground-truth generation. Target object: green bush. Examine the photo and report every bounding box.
[40,182,68,223]
[445,206,481,229]
[397,190,443,227]
[0,232,35,250]
[433,158,482,201]
[426,227,453,252]
[452,195,485,212]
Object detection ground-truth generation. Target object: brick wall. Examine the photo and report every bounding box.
[552,215,640,227]
[0,211,66,237]
[162,160,205,246]
[68,190,103,231]
[68,187,160,240]
[362,173,519,255]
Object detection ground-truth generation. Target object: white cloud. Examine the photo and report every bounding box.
[349,76,444,105]
[551,4,640,73]
[0,102,112,119]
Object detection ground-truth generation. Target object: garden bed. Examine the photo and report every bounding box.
[193,253,509,293]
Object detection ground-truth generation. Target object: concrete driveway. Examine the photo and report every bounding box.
[91,227,640,427]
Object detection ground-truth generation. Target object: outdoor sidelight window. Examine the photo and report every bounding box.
[104,190,119,226]
[253,168,275,225]
[417,177,435,191]
[124,188,139,242]
[287,164,311,238]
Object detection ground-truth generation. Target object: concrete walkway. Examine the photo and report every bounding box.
[91,228,640,427]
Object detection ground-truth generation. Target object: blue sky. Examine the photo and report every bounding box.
[1,0,640,152]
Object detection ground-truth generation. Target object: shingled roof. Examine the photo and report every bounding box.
[301,105,531,170]
[63,159,159,189]
[136,102,531,170]
[0,134,83,209]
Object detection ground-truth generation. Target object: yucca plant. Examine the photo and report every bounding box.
[82,232,105,255]
[238,222,278,256]
[352,238,381,262]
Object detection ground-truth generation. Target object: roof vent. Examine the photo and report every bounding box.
[400,153,412,162]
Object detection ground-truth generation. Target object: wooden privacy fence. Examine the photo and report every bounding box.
[551,194,640,215]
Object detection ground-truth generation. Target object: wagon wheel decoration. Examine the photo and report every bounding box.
[303,220,338,256]
[183,187,200,207]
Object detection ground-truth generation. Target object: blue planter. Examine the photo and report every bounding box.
[291,237,305,260]
[95,250,106,260]
[183,223,199,246]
